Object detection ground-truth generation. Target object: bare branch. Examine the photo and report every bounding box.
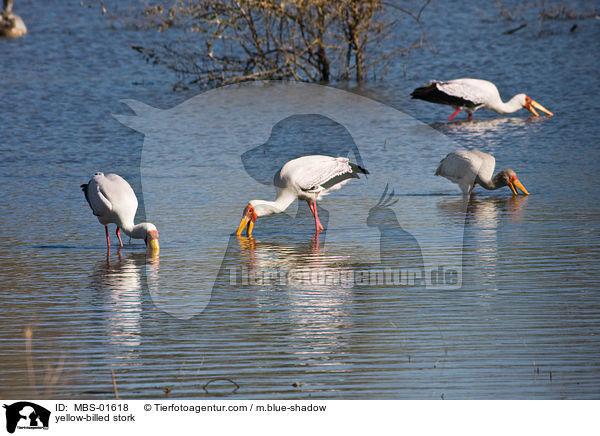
[134,0,430,87]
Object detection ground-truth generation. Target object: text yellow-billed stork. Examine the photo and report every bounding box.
[81,172,159,251]
[411,78,553,120]
[435,150,529,196]
[236,155,369,237]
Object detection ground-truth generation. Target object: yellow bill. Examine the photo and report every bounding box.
[528,99,553,117]
[150,239,160,250]
[513,179,530,195]
[146,230,160,252]
[236,216,250,236]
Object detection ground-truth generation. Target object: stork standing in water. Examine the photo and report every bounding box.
[435,150,529,196]
[81,172,159,251]
[411,78,553,120]
[236,155,369,237]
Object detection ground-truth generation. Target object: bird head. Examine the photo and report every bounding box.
[496,169,530,196]
[236,204,258,237]
[523,95,553,117]
[144,226,160,252]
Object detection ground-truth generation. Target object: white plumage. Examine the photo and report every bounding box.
[436,79,496,106]
[436,150,494,194]
[237,155,369,237]
[284,155,361,197]
[81,172,159,250]
[436,150,529,196]
[412,78,553,120]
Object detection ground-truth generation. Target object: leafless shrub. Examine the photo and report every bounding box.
[131,0,430,88]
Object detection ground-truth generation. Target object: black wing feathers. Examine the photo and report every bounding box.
[411,82,476,108]
[80,183,99,216]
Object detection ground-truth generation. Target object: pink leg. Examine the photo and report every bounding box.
[448,108,460,120]
[468,113,473,121]
[116,227,123,247]
[307,200,324,233]
[105,226,110,248]
[312,233,320,251]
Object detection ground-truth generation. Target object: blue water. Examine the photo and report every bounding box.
[1,0,599,399]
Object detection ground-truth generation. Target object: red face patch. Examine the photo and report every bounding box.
[524,96,532,108]
[244,204,258,223]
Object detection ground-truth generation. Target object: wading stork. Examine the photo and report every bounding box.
[81,172,159,251]
[435,150,529,196]
[236,155,369,237]
[411,78,553,120]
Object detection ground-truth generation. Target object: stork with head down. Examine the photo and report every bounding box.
[236,155,369,237]
[435,150,530,196]
[81,172,159,251]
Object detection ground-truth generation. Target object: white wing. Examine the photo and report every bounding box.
[84,173,138,225]
[436,150,493,193]
[85,173,113,219]
[101,173,138,225]
[466,150,495,181]
[284,155,356,194]
[437,79,500,106]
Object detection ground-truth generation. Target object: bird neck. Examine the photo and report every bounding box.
[252,190,296,217]
[475,174,503,190]
[121,223,150,240]
[487,94,524,114]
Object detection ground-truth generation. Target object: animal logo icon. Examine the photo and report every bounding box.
[3,402,50,434]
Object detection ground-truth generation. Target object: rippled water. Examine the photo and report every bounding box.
[1,1,599,399]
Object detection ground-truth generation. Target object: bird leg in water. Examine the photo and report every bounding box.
[468,113,473,120]
[104,226,110,248]
[116,227,123,247]
[448,108,461,120]
[307,200,324,233]
[312,233,320,250]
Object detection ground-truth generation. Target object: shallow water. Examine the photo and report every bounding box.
[1,1,599,399]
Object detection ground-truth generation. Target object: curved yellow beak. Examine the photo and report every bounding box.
[527,99,553,117]
[509,179,530,196]
[236,216,254,237]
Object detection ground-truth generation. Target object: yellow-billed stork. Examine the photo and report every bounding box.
[435,150,529,196]
[412,78,553,120]
[236,155,369,237]
[81,172,159,251]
